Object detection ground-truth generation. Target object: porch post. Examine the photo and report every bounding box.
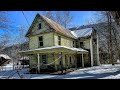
[82,53,84,67]
[53,53,56,70]
[37,53,40,73]
[90,36,93,66]
[60,52,63,74]
[23,55,24,68]
[75,53,77,68]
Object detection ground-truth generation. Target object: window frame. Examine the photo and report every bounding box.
[38,36,43,47]
[42,55,47,64]
[73,41,75,47]
[58,36,61,45]
[80,42,84,48]
[38,23,41,29]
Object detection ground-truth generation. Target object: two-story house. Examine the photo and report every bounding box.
[19,14,100,72]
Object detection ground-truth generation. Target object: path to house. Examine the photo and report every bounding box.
[1,63,120,79]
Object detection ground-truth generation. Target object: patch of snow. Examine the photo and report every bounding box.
[1,64,120,79]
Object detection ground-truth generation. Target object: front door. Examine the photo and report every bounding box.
[77,54,82,67]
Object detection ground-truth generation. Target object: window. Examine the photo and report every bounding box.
[42,55,47,64]
[39,36,43,47]
[38,23,41,29]
[70,57,72,64]
[59,60,62,65]
[76,41,79,48]
[58,36,61,45]
[73,41,75,47]
[80,42,84,48]
[93,38,97,44]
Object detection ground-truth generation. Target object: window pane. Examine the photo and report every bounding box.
[39,36,43,41]
[40,42,43,46]
[42,55,46,59]
[73,41,75,47]
[70,57,72,64]
[39,23,41,29]
[42,55,47,64]
[58,36,61,40]
[58,36,61,45]
[80,42,84,47]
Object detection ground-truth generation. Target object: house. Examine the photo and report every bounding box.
[19,14,100,72]
[19,56,29,65]
[0,54,11,66]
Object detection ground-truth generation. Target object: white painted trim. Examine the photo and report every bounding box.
[37,53,40,73]
[82,53,84,67]
[90,36,93,66]
[97,34,100,65]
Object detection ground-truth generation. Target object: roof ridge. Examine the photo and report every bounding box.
[39,14,75,38]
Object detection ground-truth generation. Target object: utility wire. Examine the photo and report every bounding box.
[22,11,30,26]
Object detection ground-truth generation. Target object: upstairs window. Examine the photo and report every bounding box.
[38,23,41,29]
[58,36,61,45]
[73,41,75,47]
[42,55,47,64]
[39,36,43,47]
[93,38,97,44]
[76,41,79,48]
[80,42,84,48]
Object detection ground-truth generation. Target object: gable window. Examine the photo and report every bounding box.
[39,36,43,47]
[42,55,47,64]
[80,42,84,48]
[58,36,61,45]
[73,41,75,47]
[38,23,41,29]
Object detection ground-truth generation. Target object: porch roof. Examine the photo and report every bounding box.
[18,46,88,55]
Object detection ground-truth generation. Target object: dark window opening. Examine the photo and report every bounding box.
[73,41,75,47]
[93,38,97,44]
[76,41,79,48]
[39,36,43,47]
[59,60,62,65]
[80,42,84,48]
[40,42,43,46]
[42,55,47,64]
[39,23,41,29]
[39,36,43,41]
[58,36,61,45]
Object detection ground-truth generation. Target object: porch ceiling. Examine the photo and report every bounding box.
[18,46,88,55]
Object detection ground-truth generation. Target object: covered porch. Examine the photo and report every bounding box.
[18,46,88,73]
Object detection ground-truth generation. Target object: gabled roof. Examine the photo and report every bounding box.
[26,14,76,39]
[0,54,11,60]
[71,28,93,38]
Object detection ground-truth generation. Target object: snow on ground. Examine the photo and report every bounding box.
[1,63,120,79]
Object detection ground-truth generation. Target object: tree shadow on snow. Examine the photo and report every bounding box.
[43,69,120,79]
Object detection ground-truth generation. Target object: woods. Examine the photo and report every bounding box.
[94,11,120,65]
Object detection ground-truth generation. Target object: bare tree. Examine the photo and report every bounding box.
[42,11,73,28]
[42,11,55,21]
[0,34,10,53]
[93,11,120,65]
[0,11,10,52]
[62,11,73,28]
